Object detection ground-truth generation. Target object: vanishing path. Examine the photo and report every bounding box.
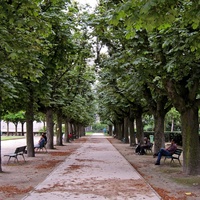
[18,134,161,200]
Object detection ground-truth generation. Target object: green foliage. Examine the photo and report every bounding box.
[92,122,107,131]
[2,111,25,124]
[165,108,181,131]
[92,0,200,175]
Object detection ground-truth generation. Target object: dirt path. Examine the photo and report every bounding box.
[0,136,200,200]
[109,138,200,200]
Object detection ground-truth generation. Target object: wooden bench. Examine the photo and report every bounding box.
[4,146,27,164]
[164,148,183,165]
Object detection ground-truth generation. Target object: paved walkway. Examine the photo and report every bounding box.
[2,135,161,199]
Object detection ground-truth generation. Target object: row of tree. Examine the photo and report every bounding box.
[0,0,97,172]
[92,0,200,175]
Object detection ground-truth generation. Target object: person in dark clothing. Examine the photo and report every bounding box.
[155,139,177,165]
[135,137,151,155]
[139,138,151,155]
[42,132,47,145]
[34,135,45,149]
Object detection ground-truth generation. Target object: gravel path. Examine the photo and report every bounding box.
[21,135,161,200]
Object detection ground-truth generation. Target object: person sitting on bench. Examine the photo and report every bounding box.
[135,137,151,155]
[154,139,177,165]
[34,135,46,150]
[42,132,47,145]
[139,137,151,155]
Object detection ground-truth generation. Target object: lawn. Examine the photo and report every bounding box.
[1,136,25,141]
[85,132,94,135]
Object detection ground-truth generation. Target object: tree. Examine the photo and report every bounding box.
[108,0,200,175]
[2,111,25,135]
[0,0,51,168]
[165,108,181,132]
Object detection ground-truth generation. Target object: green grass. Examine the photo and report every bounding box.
[85,132,94,135]
[160,167,200,187]
[160,167,181,174]
[173,176,200,186]
[1,136,25,141]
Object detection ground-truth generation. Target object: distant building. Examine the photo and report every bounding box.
[1,120,44,133]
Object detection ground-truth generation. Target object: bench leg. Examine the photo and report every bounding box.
[20,154,26,162]
[15,156,19,163]
[7,156,18,164]
[7,157,11,164]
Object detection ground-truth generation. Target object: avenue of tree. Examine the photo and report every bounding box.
[0,0,200,176]
[92,0,200,175]
[0,0,96,172]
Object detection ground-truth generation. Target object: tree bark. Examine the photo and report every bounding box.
[56,110,63,146]
[123,117,129,143]
[46,108,54,149]
[181,107,200,175]
[153,111,165,154]
[0,119,2,172]
[63,120,69,143]
[129,118,136,146]
[14,123,18,135]
[135,111,144,144]
[25,102,35,157]
[108,124,112,136]
[165,79,200,175]
[116,123,123,140]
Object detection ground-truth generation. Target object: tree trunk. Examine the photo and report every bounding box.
[181,107,200,175]
[165,79,200,175]
[63,120,69,143]
[116,123,123,140]
[46,108,54,149]
[25,102,35,157]
[56,110,63,146]
[129,118,136,146]
[74,123,78,138]
[14,123,18,135]
[135,111,144,144]
[79,124,84,137]
[0,119,2,172]
[43,119,46,130]
[77,124,80,138]
[108,124,112,136]
[153,111,165,154]
[113,121,117,137]
[81,126,85,136]
[74,123,79,139]
[123,117,129,143]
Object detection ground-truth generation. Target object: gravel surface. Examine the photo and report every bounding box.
[0,135,200,200]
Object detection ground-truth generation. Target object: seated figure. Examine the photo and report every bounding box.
[154,139,177,165]
[135,137,151,155]
[34,135,45,150]
[139,138,151,155]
